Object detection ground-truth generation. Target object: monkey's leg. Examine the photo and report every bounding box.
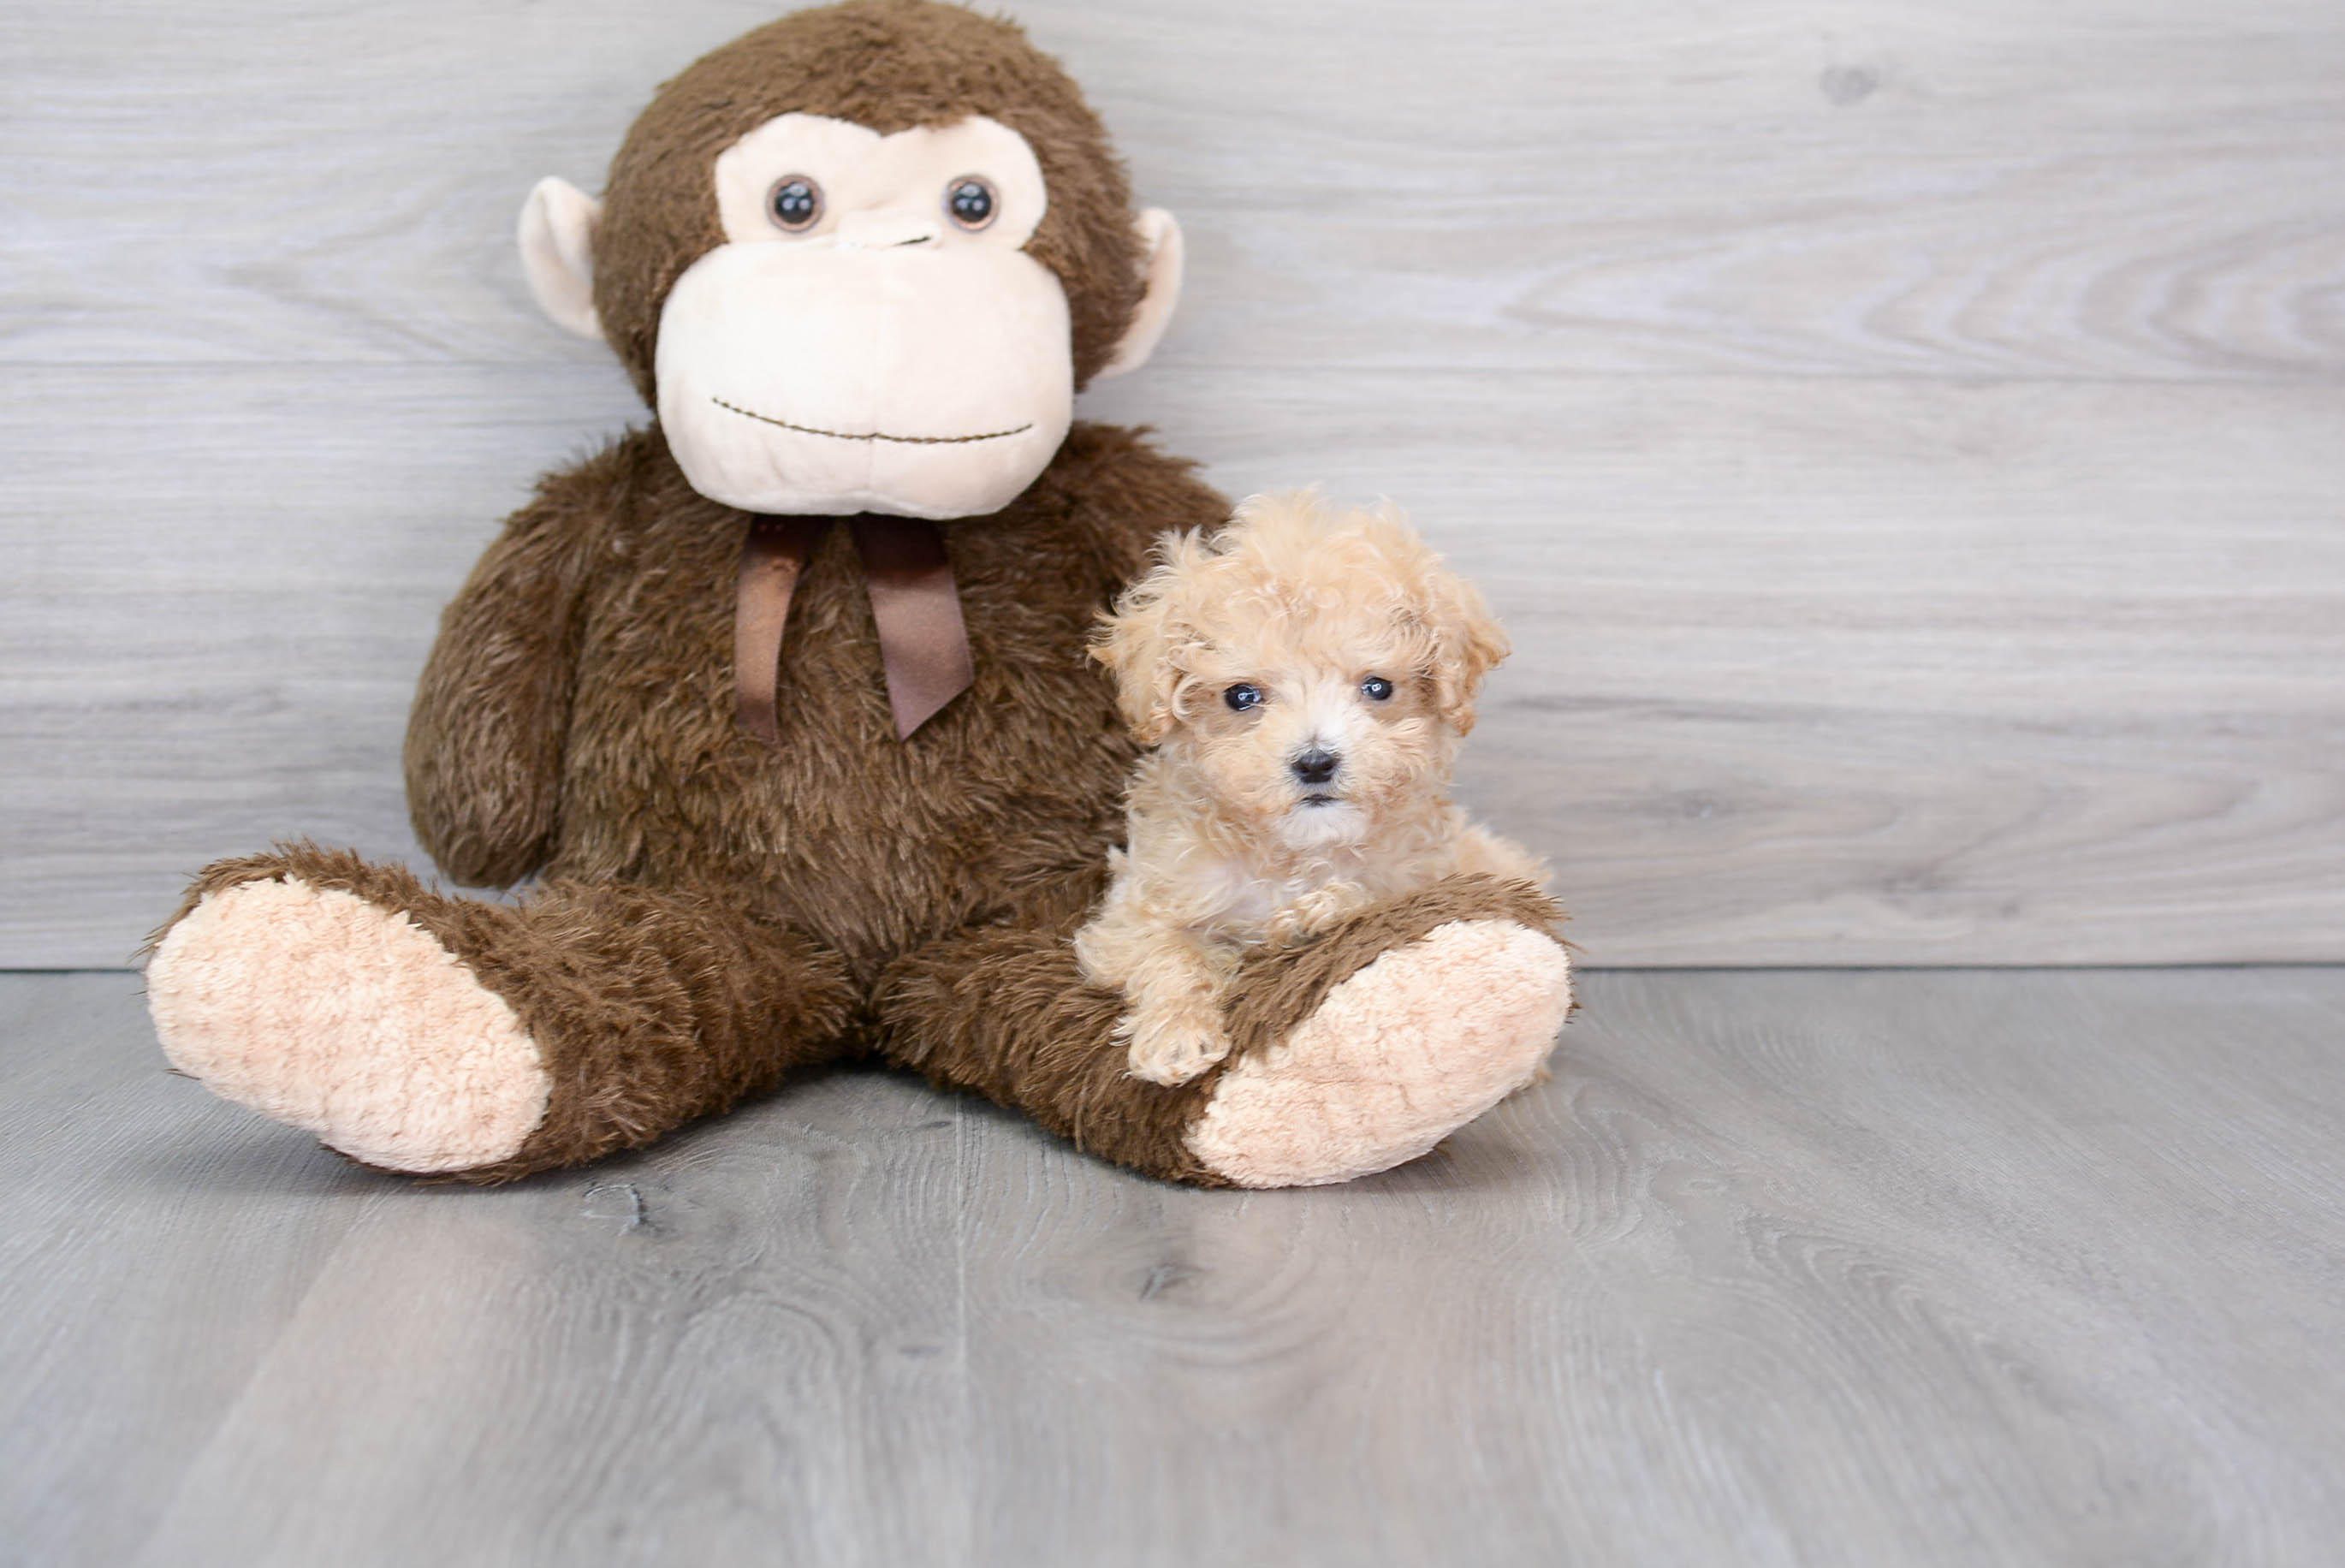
[145,844,857,1182]
[875,875,1572,1187]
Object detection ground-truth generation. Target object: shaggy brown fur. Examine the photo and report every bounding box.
[407,424,1217,990]
[596,0,1145,401]
[156,840,863,1179]
[373,421,1224,1180]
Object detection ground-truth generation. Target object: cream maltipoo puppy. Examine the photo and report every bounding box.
[1075,490,1550,1087]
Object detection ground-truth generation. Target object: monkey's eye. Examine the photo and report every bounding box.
[945,176,998,231]
[768,175,823,233]
[1361,676,1395,702]
[1224,683,1264,712]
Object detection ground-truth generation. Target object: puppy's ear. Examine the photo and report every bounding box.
[1422,566,1511,737]
[1095,530,1208,743]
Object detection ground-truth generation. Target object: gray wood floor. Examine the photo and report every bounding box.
[6,967,2342,1566]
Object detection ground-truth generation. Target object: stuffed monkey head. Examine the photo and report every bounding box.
[519,0,1184,520]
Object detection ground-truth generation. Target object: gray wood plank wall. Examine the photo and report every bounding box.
[4,0,2341,967]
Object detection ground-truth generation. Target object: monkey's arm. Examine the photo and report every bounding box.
[404,438,631,887]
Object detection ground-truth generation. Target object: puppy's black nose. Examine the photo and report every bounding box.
[1291,748,1339,786]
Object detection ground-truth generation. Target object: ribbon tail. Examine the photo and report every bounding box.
[734,516,828,745]
[852,517,976,739]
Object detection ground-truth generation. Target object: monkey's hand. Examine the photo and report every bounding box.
[1265,880,1375,949]
[1118,1000,1234,1087]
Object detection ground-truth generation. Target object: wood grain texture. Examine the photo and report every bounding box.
[0,977,971,1567]
[6,364,2337,965]
[6,967,2344,1565]
[953,965,2345,1565]
[3,0,2342,965]
[6,0,2341,379]
[1087,369,2345,965]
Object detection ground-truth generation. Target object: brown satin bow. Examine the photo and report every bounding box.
[734,515,975,744]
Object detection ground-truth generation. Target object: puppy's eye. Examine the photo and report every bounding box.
[1361,676,1395,701]
[945,176,997,231]
[1224,683,1264,712]
[769,175,823,232]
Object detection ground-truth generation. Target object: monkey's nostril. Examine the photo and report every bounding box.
[1291,748,1339,786]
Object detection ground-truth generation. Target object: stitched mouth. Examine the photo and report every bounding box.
[711,396,1033,446]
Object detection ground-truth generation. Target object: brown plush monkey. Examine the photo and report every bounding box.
[144,0,1571,1188]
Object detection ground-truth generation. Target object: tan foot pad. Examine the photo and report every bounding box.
[148,877,549,1173]
[1186,918,1572,1188]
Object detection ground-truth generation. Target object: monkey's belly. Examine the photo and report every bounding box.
[547,609,1130,978]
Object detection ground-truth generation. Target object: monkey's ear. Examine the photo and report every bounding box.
[1091,208,1184,380]
[518,176,606,343]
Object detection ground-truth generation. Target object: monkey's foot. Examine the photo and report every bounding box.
[1185,916,1571,1188]
[149,873,550,1174]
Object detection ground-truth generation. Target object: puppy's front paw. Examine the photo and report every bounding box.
[1119,1006,1234,1087]
[1265,880,1375,949]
